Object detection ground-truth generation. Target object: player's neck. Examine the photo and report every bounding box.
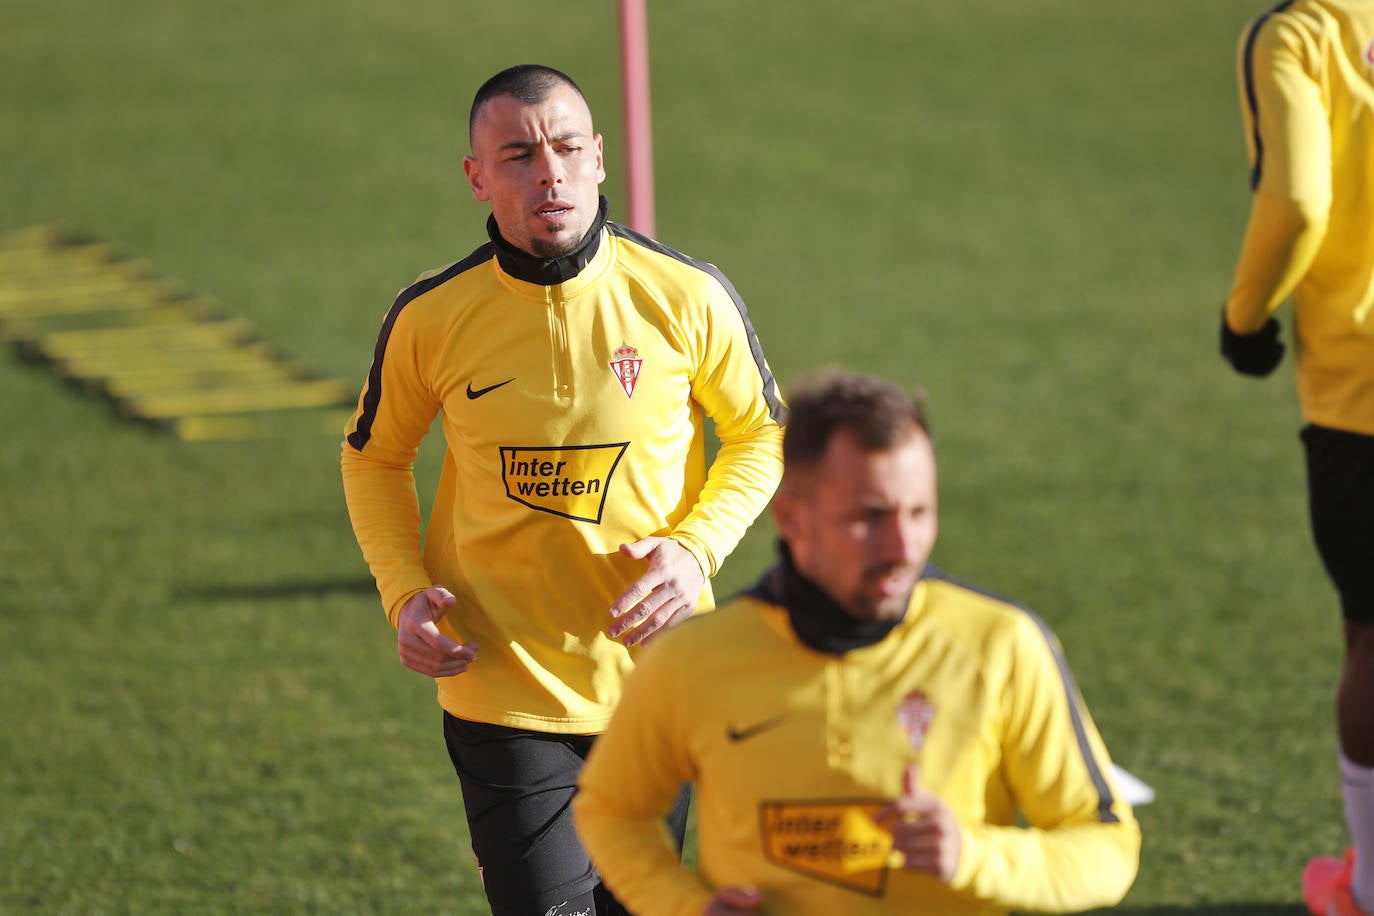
[488,196,609,285]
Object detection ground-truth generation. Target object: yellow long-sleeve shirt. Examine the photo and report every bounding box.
[1225,0,1374,434]
[574,561,1140,916]
[341,202,784,732]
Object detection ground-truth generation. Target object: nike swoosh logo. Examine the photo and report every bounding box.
[466,378,515,399]
[727,714,788,743]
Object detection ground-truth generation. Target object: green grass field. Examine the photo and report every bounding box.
[0,1,1339,912]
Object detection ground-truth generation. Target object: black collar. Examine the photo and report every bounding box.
[748,542,911,654]
[486,196,610,285]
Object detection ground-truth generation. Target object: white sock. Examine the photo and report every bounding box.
[1341,752,1374,911]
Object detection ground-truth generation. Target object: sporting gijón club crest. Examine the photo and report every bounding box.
[609,342,643,399]
[895,689,936,753]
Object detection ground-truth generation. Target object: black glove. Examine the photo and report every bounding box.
[1219,308,1284,377]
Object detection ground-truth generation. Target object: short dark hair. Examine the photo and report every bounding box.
[469,64,588,144]
[781,370,930,472]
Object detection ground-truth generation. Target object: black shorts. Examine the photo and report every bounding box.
[443,713,691,916]
[1302,424,1374,623]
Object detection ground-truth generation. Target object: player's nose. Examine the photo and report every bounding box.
[535,146,564,186]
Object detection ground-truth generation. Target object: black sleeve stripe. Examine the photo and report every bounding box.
[346,245,495,452]
[607,223,785,423]
[922,567,1121,823]
[1242,2,1296,191]
[1020,609,1122,824]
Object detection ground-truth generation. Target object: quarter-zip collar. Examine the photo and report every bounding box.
[487,196,610,286]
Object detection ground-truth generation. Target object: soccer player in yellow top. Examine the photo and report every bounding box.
[1219,4,1374,913]
[573,372,1140,915]
[340,65,784,916]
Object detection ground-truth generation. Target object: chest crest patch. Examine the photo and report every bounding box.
[894,689,936,753]
[608,341,643,400]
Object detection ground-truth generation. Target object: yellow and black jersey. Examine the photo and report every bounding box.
[574,559,1141,916]
[341,199,784,733]
[1225,0,1374,434]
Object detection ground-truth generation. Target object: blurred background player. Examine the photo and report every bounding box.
[341,64,784,916]
[1218,4,1374,914]
[573,371,1140,915]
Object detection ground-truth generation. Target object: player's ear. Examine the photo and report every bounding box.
[463,156,489,202]
[594,133,606,184]
[771,489,801,543]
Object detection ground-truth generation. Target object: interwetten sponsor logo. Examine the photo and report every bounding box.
[759,799,894,896]
[500,442,629,523]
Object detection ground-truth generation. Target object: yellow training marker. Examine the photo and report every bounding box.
[172,407,356,442]
[0,225,355,440]
[122,379,352,419]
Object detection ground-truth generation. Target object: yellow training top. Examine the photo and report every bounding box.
[575,561,1141,915]
[342,202,784,732]
[1225,0,1374,434]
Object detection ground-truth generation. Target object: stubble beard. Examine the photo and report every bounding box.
[527,220,584,259]
[854,568,917,622]
[856,594,911,623]
[529,235,574,258]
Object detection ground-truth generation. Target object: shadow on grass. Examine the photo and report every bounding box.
[175,578,377,601]
[1110,906,1305,915]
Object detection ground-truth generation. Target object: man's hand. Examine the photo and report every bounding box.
[873,764,962,883]
[1220,308,1284,377]
[702,886,763,914]
[608,537,706,647]
[396,585,478,678]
